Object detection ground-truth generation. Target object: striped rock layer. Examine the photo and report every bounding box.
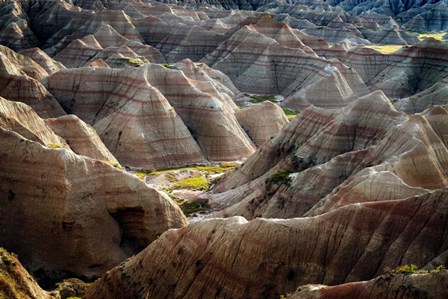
[0,45,65,118]
[87,187,448,298]
[46,63,255,168]
[289,271,448,299]
[0,96,188,283]
[210,90,448,219]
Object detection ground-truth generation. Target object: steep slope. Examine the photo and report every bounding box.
[47,63,255,168]
[54,25,164,68]
[0,96,68,150]
[45,114,119,163]
[46,65,206,169]
[235,101,288,146]
[87,188,448,298]
[290,270,448,299]
[0,45,65,118]
[203,17,369,107]
[208,91,448,219]
[0,125,187,284]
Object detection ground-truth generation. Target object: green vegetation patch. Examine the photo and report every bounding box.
[176,200,210,217]
[391,264,445,275]
[365,45,403,54]
[418,32,446,41]
[173,176,209,190]
[267,170,294,186]
[135,169,152,180]
[160,63,173,68]
[249,95,277,104]
[120,56,145,66]
[283,108,298,120]
[47,143,62,149]
[151,163,236,175]
[102,160,124,170]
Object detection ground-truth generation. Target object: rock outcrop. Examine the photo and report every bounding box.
[203,16,369,108]
[0,111,187,283]
[289,271,448,299]
[0,96,68,150]
[209,91,448,220]
[235,101,288,146]
[47,63,255,168]
[45,114,119,163]
[0,45,65,118]
[87,187,448,298]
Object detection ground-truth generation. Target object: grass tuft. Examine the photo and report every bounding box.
[173,176,209,190]
[249,95,277,103]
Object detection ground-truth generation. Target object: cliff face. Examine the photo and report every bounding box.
[0,97,187,283]
[87,188,448,298]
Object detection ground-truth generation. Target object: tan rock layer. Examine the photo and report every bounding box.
[289,271,448,299]
[87,188,448,298]
[0,127,187,282]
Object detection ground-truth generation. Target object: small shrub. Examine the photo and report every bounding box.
[267,170,293,186]
[176,200,210,217]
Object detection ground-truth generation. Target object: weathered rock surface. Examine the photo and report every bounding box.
[87,187,448,298]
[0,45,65,118]
[203,16,369,107]
[0,125,187,283]
[289,271,448,299]
[235,101,288,146]
[209,91,448,219]
[54,25,164,68]
[45,114,119,163]
[47,63,255,168]
[46,65,206,169]
[19,47,65,76]
[0,96,68,150]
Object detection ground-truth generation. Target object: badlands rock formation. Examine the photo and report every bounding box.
[209,91,448,219]
[235,101,288,146]
[46,63,254,168]
[0,45,65,118]
[87,187,448,298]
[0,97,187,283]
[0,0,447,297]
[203,15,370,106]
[45,115,119,163]
[290,271,448,299]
